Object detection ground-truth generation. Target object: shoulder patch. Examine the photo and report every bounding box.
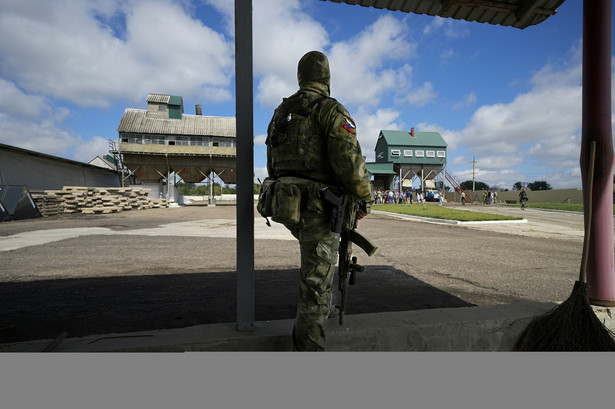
[336,106,356,136]
[343,117,356,135]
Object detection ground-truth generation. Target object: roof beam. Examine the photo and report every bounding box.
[515,0,539,26]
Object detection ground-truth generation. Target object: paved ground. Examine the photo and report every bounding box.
[0,202,586,344]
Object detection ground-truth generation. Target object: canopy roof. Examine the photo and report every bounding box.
[321,0,565,29]
[379,130,447,148]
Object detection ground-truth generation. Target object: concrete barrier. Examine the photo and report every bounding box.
[1,302,586,352]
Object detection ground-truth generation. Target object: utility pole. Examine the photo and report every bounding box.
[472,156,476,192]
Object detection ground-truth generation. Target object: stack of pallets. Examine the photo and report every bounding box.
[31,186,168,216]
[31,192,65,217]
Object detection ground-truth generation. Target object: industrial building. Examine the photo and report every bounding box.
[114,93,237,202]
[366,128,448,190]
[0,142,120,192]
[365,128,471,200]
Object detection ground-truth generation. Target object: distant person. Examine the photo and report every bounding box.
[461,191,466,205]
[519,188,528,210]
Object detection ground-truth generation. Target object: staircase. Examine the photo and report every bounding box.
[444,168,472,203]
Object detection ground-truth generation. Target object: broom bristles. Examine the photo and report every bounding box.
[515,281,615,351]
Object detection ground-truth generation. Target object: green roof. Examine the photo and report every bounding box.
[365,162,396,175]
[168,95,183,106]
[379,130,447,147]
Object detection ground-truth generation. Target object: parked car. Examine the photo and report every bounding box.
[424,190,440,202]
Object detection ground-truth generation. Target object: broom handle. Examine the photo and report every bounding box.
[579,140,596,283]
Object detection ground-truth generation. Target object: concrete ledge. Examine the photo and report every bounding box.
[1,302,571,352]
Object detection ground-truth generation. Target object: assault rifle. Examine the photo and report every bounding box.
[322,188,378,325]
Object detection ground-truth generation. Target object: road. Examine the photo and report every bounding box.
[0,202,588,342]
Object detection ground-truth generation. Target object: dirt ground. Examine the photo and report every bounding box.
[0,203,581,345]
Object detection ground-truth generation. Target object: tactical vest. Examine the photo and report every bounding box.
[267,92,335,183]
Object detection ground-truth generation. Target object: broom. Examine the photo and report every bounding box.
[514,141,615,351]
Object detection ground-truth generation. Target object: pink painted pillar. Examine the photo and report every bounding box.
[581,0,615,306]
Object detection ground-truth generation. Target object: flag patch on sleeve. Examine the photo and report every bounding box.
[343,118,356,135]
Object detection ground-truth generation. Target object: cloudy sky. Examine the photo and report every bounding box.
[0,0,613,189]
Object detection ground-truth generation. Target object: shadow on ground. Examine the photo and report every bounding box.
[0,266,474,344]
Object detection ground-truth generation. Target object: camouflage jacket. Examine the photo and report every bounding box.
[266,80,373,204]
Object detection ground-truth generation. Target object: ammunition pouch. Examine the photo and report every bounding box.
[257,178,301,225]
[257,177,276,218]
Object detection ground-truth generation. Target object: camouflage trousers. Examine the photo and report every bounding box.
[285,212,339,351]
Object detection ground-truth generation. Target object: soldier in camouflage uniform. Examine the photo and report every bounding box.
[265,51,373,351]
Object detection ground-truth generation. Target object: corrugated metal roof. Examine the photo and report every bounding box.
[321,0,565,29]
[146,93,171,104]
[380,130,447,147]
[117,109,236,137]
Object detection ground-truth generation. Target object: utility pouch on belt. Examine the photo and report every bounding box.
[271,181,301,225]
[257,178,301,225]
[257,177,276,218]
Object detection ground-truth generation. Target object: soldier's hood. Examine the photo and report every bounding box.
[297,51,330,95]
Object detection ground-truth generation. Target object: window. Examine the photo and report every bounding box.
[175,137,189,146]
[377,152,384,159]
[437,151,446,158]
[151,135,165,145]
[415,150,425,157]
[426,150,435,158]
[404,150,413,157]
[158,105,167,112]
[190,137,206,146]
[391,149,401,157]
[213,137,235,147]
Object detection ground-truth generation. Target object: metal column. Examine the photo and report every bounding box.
[581,0,615,306]
[235,0,255,329]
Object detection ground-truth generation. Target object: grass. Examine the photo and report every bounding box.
[373,203,523,222]
[501,202,615,214]
[501,202,584,212]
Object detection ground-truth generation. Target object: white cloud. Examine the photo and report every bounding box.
[452,92,477,110]
[329,14,417,107]
[0,112,76,157]
[404,81,436,107]
[71,135,111,162]
[252,0,330,107]
[440,48,457,67]
[254,133,267,146]
[254,166,269,183]
[0,0,234,107]
[423,16,470,39]
[354,107,405,162]
[420,47,590,189]
[0,79,53,120]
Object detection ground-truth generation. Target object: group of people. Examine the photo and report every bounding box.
[374,189,444,206]
[374,189,423,205]
[481,189,498,205]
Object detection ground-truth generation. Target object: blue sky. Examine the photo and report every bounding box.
[0,0,612,189]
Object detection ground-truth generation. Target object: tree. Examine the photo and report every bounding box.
[460,180,489,191]
[513,181,523,190]
[527,180,552,191]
